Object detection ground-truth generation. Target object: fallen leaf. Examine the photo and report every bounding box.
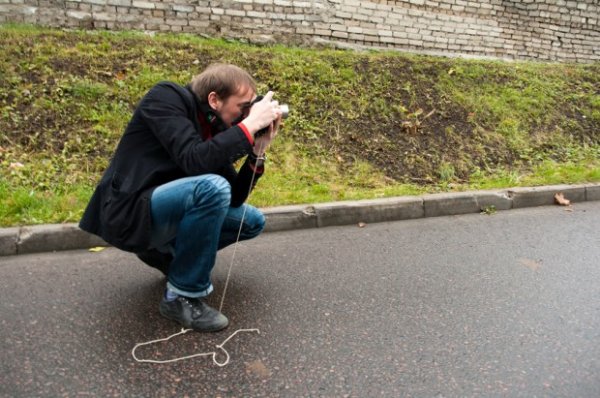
[422,109,436,120]
[9,162,24,169]
[519,258,542,271]
[89,246,106,252]
[554,192,570,206]
[246,360,271,378]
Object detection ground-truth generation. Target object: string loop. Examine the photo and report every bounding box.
[131,328,260,366]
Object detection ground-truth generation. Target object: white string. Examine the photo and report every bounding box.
[219,142,265,313]
[219,174,254,312]
[131,143,266,366]
[131,328,260,366]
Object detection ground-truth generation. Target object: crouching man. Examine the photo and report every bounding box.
[80,64,282,332]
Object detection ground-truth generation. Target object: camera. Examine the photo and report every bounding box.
[279,104,290,119]
[252,95,289,138]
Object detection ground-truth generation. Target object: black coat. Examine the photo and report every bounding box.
[79,82,261,252]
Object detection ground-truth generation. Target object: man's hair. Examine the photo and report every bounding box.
[190,64,256,103]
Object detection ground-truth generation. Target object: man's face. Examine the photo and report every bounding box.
[211,85,256,127]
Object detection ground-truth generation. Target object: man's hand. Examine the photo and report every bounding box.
[253,112,282,157]
[242,91,282,138]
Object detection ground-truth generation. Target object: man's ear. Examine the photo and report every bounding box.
[207,91,221,111]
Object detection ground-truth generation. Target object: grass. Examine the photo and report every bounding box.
[0,180,92,226]
[0,23,599,227]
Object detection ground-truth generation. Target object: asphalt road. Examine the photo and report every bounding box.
[1,202,599,397]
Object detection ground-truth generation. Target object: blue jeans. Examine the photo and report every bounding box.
[149,174,265,298]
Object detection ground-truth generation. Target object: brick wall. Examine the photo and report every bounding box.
[1,0,598,62]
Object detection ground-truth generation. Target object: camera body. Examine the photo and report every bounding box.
[252,95,289,138]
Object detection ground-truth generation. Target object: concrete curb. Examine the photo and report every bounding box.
[1,183,598,256]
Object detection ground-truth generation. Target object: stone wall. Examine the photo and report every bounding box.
[1,0,598,62]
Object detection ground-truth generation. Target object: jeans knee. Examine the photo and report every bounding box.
[192,175,231,209]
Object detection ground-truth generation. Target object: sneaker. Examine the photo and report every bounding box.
[159,296,229,332]
[136,249,172,276]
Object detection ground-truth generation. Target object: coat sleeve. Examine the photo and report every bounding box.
[137,82,253,175]
[232,159,264,207]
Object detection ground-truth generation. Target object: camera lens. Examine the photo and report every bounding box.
[279,104,289,119]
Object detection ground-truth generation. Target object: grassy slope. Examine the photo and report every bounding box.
[0,24,599,226]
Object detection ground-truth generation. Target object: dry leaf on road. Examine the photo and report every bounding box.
[246,359,271,378]
[519,258,542,271]
[554,192,571,206]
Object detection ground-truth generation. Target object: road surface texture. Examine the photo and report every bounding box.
[1,202,599,397]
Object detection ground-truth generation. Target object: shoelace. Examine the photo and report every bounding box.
[181,297,205,319]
